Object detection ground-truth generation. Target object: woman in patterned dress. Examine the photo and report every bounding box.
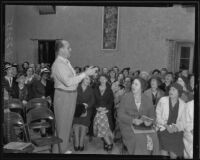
[93,74,114,152]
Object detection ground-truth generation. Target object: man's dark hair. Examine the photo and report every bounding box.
[55,39,64,54]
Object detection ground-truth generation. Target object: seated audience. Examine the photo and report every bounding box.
[113,76,132,142]
[40,62,46,69]
[152,69,161,76]
[139,71,150,82]
[133,70,140,78]
[160,68,168,83]
[118,77,159,155]
[111,73,124,95]
[102,67,109,75]
[93,74,114,152]
[74,66,82,74]
[108,69,117,85]
[188,74,194,95]
[159,72,174,95]
[15,73,29,105]
[181,69,189,79]
[156,83,186,158]
[122,67,130,78]
[35,64,41,75]
[12,64,18,80]
[25,67,40,100]
[72,76,95,151]
[22,61,29,74]
[144,76,164,109]
[30,68,54,105]
[112,66,120,77]
[176,76,193,102]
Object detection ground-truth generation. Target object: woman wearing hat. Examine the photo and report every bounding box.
[156,82,186,158]
[72,76,95,152]
[144,76,165,109]
[15,73,29,105]
[93,74,114,152]
[30,67,54,105]
[118,77,159,155]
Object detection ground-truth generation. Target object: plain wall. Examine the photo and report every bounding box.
[5,5,17,63]
[6,5,195,72]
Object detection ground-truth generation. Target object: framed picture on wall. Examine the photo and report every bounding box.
[102,6,119,50]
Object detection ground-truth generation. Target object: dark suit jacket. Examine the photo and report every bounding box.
[94,84,114,130]
[117,92,156,154]
[3,76,18,98]
[30,79,54,99]
[73,84,95,126]
[144,88,165,108]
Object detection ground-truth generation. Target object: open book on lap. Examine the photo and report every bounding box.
[140,115,154,122]
[131,124,155,134]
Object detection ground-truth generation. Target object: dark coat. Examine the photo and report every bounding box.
[94,84,114,131]
[144,88,165,109]
[73,84,95,127]
[16,85,29,101]
[3,76,18,98]
[117,92,159,154]
[30,79,54,99]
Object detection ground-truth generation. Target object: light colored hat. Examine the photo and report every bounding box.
[40,68,50,73]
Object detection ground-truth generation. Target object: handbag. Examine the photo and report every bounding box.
[74,103,86,117]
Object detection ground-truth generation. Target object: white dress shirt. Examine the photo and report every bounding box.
[51,56,86,91]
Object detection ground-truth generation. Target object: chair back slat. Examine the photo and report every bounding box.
[7,98,23,109]
[3,112,26,143]
[26,107,54,124]
[26,98,49,113]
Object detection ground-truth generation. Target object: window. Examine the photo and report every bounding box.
[168,40,194,73]
[177,43,194,72]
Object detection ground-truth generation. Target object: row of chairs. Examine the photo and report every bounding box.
[3,98,62,153]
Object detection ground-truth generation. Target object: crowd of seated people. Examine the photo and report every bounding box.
[3,61,194,158]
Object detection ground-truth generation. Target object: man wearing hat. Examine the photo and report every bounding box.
[3,64,18,99]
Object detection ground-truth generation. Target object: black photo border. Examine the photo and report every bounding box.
[0,0,199,160]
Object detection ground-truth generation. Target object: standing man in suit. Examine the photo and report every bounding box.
[51,40,97,154]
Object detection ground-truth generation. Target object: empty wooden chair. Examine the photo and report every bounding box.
[26,98,49,114]
[26,107,62,153]
[4,111,29,143]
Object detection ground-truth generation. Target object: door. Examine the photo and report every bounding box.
[38,40,56,65]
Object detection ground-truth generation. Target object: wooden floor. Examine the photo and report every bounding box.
[32,135,123,154]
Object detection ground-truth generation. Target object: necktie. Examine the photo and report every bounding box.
[8,77,12,87]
